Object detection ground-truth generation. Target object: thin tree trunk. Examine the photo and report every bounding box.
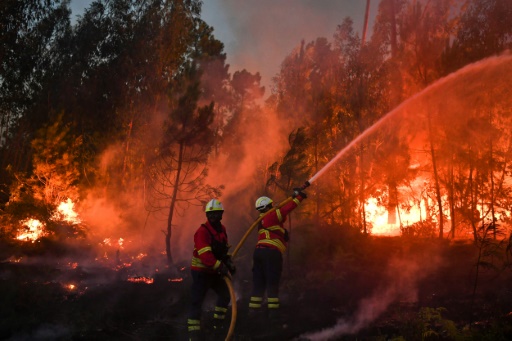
[468,164,478,243]
[166,140,185,266]
[448,162,456,239]
[427,112,444,239]
[359,144,367,234]
[362,0,371,45]
[389,0,397,57]
[314,134,320,225]
[488,119,496,240]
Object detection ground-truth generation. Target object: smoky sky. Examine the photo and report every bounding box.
[201,0,378,90]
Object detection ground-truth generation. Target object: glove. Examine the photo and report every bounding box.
[293,188,307,199]
[217,263,230,277]
[284,229,290,242]
[224,255,237,275]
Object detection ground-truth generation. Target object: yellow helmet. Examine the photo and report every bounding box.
[205,199,224,212]
[255,196,273,211]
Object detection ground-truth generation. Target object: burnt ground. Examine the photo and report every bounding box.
[1,236,512,341]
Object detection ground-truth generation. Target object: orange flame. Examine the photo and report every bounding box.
[51,198,81,224]
[17,218,48,242]
[365,198,424,236]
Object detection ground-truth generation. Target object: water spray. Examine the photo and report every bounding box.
[225,53,512,340]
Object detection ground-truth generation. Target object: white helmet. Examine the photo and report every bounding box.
[205,199,224,212]
[255,196,273,211]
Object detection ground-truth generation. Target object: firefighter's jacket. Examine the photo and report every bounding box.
[257,195,305,254]
[191,221,229,274]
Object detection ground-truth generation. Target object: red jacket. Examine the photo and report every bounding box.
[256,196,304,254]
[191,221,228,273]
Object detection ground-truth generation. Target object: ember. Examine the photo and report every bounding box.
[127,276,154,284]
[65,284,77,291]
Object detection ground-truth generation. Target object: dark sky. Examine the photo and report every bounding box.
[70,0,378,93]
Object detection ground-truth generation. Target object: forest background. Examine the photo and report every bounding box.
[2,0,512,261]
[2,0,512,340]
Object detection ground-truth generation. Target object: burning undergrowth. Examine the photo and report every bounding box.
[1,193,512,340]
[0,232,190,340]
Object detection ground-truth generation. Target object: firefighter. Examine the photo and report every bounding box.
[248,188,307,324]
[187,199,236,341]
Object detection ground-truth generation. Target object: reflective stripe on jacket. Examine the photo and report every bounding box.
[256,196,303,254]
[191,221,228,273]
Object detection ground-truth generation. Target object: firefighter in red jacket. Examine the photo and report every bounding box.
[248,188,307,322]
[187,199,236,341]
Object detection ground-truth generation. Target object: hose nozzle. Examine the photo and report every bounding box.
[300,181,311,190]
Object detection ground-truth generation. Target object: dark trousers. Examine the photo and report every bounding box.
[189,270,230,320]
[251,247,283,300]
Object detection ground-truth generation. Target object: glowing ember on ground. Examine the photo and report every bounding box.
[134,253,147,260]
[116,262,133,269]
[7,256,22,263]
[127,276,154,284]
[17,218,48,242]
[65,284,77,290]
[52,198,81,224]
[169,278,183,282]
[102,237,125,248]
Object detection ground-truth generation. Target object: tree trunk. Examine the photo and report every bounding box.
[427,112,444,239]
[359,144,367,234]
[314,134,320,225]
[488,121,496,240]
[448,162,456,239]
[166,140,185,266]
[389,0,397,57]
[362,0,371,45]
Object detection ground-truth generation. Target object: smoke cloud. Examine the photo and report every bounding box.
[202,0,378,90]
[74,97,291,268]
[300,251,442,341]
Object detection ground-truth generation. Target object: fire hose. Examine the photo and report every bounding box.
[223,181,311,341]
[223,275,237,341]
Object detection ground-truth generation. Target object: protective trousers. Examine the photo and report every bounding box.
[249,247,283,316]
[188,270,230,336]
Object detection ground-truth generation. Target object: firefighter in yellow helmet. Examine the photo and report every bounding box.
[249,188,307,325]
[187,199,236,341]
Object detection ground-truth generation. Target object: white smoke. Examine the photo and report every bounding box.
[299,252,441,341]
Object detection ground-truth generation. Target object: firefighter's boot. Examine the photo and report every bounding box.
[212,306,228,340]
[212,323,227,340]
[188,330,203,341]
[268,308,280,321]
[268,297,282,325]
[188,318,203,341]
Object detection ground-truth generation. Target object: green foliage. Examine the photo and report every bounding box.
[397,307,464,340]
